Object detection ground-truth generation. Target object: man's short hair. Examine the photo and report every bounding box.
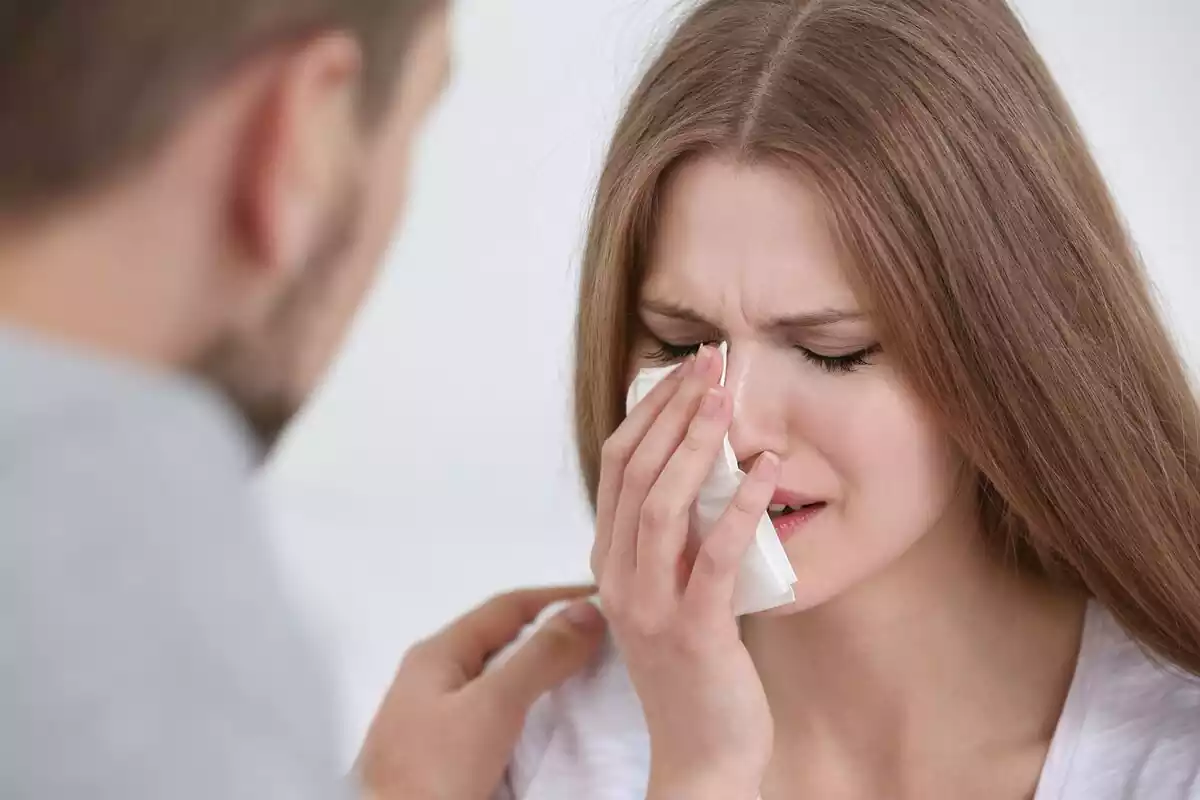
[0,0,438,215]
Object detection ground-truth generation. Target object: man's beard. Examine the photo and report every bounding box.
[191,190,362,457]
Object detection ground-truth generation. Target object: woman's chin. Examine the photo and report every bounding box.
[745,590,833,618]
[743,559,872,619]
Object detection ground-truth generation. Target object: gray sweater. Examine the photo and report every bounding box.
[2,328,347,799]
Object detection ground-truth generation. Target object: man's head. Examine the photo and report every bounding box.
[0,0,451,449]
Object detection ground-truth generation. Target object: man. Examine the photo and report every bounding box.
[1,1,606,798]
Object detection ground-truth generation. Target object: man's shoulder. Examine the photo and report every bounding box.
[1,335,346,800]
[0,341,260,574]
[0,330,256,481]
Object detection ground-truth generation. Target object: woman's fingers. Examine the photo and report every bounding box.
[682,452,779,616]
[635,387,732,610]
[593,348,778,800]
[605,346,723,582]
[592,357,691,578]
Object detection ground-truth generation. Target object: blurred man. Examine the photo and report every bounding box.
[0,2,605,797]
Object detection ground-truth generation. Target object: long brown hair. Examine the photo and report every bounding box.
[574,0,1200,672]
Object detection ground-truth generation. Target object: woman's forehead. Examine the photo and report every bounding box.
[642,156,860,322]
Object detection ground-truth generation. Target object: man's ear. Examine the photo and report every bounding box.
[230,33,364,280]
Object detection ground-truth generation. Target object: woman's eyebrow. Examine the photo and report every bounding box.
[767,309,865,332]
[639,298,863,330]
[638,299,713,325]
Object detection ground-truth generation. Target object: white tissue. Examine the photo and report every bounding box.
[625,342,797,615]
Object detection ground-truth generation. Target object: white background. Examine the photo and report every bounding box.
[262,0,1200,760]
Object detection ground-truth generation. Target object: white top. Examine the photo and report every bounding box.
[1034,604,1199,798]
[496,603,1200,799]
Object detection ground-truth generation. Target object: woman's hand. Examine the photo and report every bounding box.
[593,344,779,800]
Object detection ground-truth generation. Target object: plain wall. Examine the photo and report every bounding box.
[262,0,1200,759]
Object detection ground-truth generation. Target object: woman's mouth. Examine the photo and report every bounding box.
[767,501,826,542]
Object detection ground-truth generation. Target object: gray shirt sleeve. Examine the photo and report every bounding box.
[2,350,351,799]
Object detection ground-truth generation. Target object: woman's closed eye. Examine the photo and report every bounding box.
[645,335,880,374]
[800,343,880,374]
[644,338,713,364]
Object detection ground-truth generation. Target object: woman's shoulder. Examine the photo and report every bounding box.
[1074,601,1200,725]
[503,630,650,800]
[1037,602,1200,799]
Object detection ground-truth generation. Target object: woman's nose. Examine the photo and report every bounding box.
[724,344,789,466]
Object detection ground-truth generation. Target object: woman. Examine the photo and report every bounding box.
[502,0,1200,797]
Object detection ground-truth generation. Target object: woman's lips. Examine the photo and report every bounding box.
[770,502,826,543]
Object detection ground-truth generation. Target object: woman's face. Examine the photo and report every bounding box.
[633,154,971,613]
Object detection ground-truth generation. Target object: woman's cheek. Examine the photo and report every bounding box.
[813,372,960,537]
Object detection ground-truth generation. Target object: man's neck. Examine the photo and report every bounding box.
[0,193,211,367]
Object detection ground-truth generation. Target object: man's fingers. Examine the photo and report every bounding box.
[474,599,607,711]
[412,585,596,689]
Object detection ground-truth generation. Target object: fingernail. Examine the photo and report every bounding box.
[754,452,780,480]
[699,388,725,417]
[695,345,713,371]
[563,599,606,631]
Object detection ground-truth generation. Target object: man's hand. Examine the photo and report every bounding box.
[356,586,606,800]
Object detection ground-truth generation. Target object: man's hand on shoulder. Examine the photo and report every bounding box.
[355,586,606,800]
